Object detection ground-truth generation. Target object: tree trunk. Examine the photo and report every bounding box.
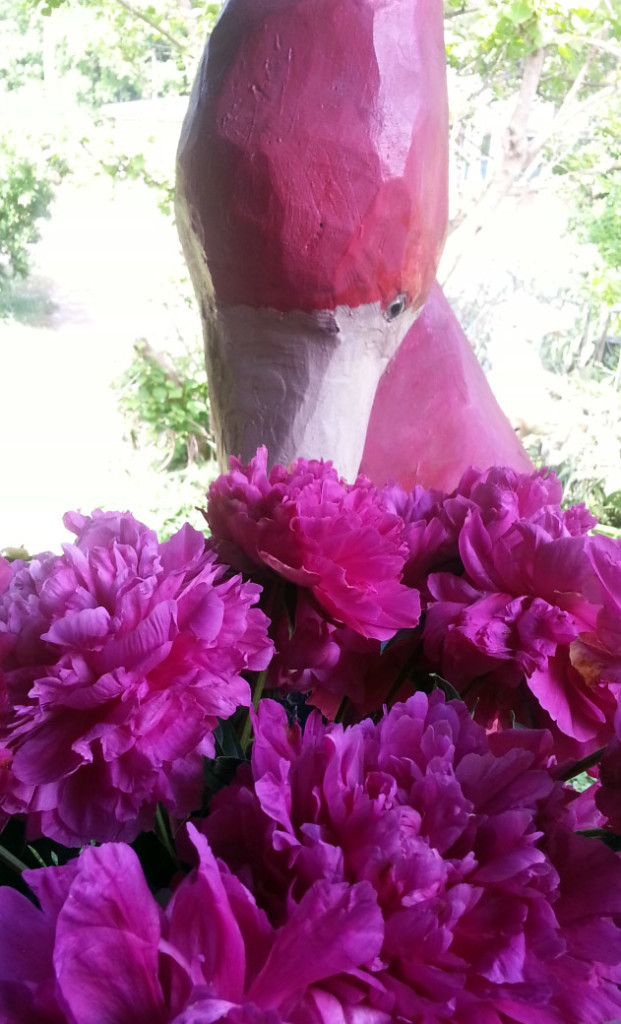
[440,47,545,284]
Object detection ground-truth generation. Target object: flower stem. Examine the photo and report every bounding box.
[376,656,418,719]
[252,667,268,712]
[554,746,606,782]
[155,804,178,866]
[335,696,354,726]
[240,668,268,750]
[0,842,27,875]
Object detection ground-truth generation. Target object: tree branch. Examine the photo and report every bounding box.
[440,20,619,285]
[520,81,615,183]
[440,47,545,283]
[111,0,189,54]
[555,33,621,61]
[519,25,614,180]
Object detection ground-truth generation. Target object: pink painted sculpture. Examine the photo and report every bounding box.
[360,283,532,491]
[176,0,531,488]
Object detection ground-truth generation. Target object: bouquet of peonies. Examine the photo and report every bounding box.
[2,447,621,1024]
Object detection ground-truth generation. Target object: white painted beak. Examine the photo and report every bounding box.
[206,301,419,480]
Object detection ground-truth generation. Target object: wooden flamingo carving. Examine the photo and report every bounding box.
[176,0,532,488]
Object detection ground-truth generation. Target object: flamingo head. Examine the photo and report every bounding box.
[176,0,448,480]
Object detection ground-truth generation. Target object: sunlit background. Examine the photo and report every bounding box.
[1,0,620,553]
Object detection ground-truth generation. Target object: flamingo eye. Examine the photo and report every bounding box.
[384,293,408,322]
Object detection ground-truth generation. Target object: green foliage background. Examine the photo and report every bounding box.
[0,139,54,283]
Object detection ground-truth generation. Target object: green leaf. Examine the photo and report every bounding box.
[202,755,244,796]
[213,716,245,760]
[507,0,533,25]
[429,673,462,703]
[577,829,621,851]
[379,628,415,655]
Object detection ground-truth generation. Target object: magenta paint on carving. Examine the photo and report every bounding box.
[178,0,448,314]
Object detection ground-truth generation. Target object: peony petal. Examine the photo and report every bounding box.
[159,523,208,574]
[248,880,383,1009]
[54,844,167,1024]
[0,886,55,983]
[95,601,177,674]
[43,606,111,649]
[166,825,247,1003]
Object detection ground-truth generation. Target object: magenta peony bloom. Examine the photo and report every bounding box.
[206,447,421,642]
[0,511,273,845]
[438,465,596,542]
[0,826,385,1023]
[386,465,595,597]
[201,694,621,1024]
[416,467,621,757]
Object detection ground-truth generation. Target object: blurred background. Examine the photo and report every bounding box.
[0,0,620,553]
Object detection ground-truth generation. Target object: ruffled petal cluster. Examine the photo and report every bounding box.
[403,466,620,757]
[206,447,421,642]
[206,455,621,748]
[0,826,385,1024]
[206,448,422,714]
[201,694,621,1024]
[0,511,272,844]
[1,456,621,1024]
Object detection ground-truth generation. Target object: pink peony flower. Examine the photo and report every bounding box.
[386,465,595,597]
[206,447,421,643]
[417,467,621,757]
[0,510,273,845]
[0,826,385,1023]
[439,465,596,542]
[201,694,621,1024]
